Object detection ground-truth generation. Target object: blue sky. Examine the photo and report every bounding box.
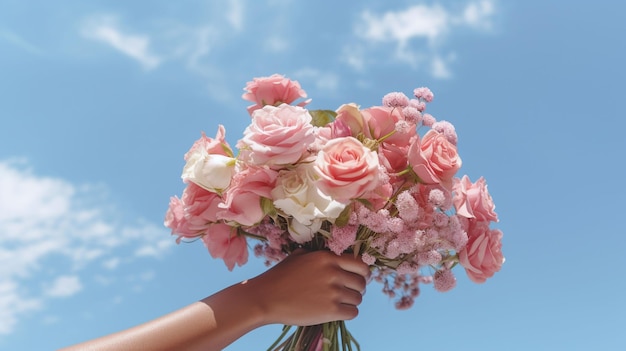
[1,1,625,350]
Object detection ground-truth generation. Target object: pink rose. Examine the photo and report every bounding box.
[182,126,236,192]
[201,223,248,271]
[313,136,380,202]
[181,182,222,224]
[184,125,232,160]
[361,106,415,146]
[379,142,410,174]
[335,103,365,137]
[453,175,498,222]
[242,74,310,115]
[459,221,504,283]
[164,196,191,241]
[237,104,316,168]
[218,166,278,226]
[164,182,223,240]
[408,129,462,190]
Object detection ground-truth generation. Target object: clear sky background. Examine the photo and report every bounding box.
[1,1,625,350]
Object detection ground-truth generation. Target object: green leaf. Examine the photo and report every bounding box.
[309,109,337,127]
[334,205,352,227]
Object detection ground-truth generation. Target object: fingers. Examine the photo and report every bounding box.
[336,253,371,279]
[338,269,367,295]
[335,303,359,321]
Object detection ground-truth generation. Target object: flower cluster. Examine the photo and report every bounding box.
[165,74,504,350]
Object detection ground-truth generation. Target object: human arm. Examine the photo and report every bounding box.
[59,250,370,351]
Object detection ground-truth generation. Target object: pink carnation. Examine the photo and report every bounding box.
[201,223,249,271]
[164,196,191,241]
[242,74,310,115]
[164,182,223,241]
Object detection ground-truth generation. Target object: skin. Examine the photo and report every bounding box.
[60,250,370,351]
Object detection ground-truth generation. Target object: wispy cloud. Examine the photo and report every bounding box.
[0,159,171,335]
[45,276,83,298]
[350,0,498,78]
[293,68,340,92]
[0,29,43,55]
[81,16,161,70]
[227,0,245,31]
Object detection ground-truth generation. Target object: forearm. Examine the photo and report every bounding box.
[60,281,265,351]
[58,251,369,350]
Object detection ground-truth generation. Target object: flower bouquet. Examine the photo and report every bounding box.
[165,74,504,351]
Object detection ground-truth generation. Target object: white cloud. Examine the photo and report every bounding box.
[0,160,172,335]
[102,257,120,270]
[431,54,456,79]
[462,0,496,29]
[265,36,289,52]
[81,16,161,70]
[45,276,83,298]
[352,0,497,78]
[0,29,43,55]
[293,68,340,93]
[0,281,41,335]
[360,4,450,46]
[227,0,245,31]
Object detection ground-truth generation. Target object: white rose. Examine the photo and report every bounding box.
[288,218,322,244]
[182,149,236,193]
[271,164,346,225]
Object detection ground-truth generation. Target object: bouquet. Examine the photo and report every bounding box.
[165,74,505,350]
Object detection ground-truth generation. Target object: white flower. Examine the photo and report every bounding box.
[271,164,345,226]
[288,218,323,244]
[182,149,236,193]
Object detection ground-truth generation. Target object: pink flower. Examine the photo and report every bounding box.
[361,106,415,146]
[313,136,380,202]
[184,126,233,160]
[218,166,278,226]
[382,92,409,108]
[271,164,346,226]
[237,104,316,168]
[408,129,462,190]
[242,74,310,115]
[432,120,458,146]
[453,175,499,222]
[433,269,457,292]
[164,183,223,241]
[201,223,248,271]
[164,196,191,241]
[182,127,236,193]
[413,87,434,102]
[378,142,410,174]
[459,221,504,283]
[327,224,358,255]
[335,103,365,138]
[181,182,223,229]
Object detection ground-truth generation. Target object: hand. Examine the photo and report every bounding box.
[248,249,370,326]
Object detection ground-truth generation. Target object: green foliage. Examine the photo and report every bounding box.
[309,109,337,127]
